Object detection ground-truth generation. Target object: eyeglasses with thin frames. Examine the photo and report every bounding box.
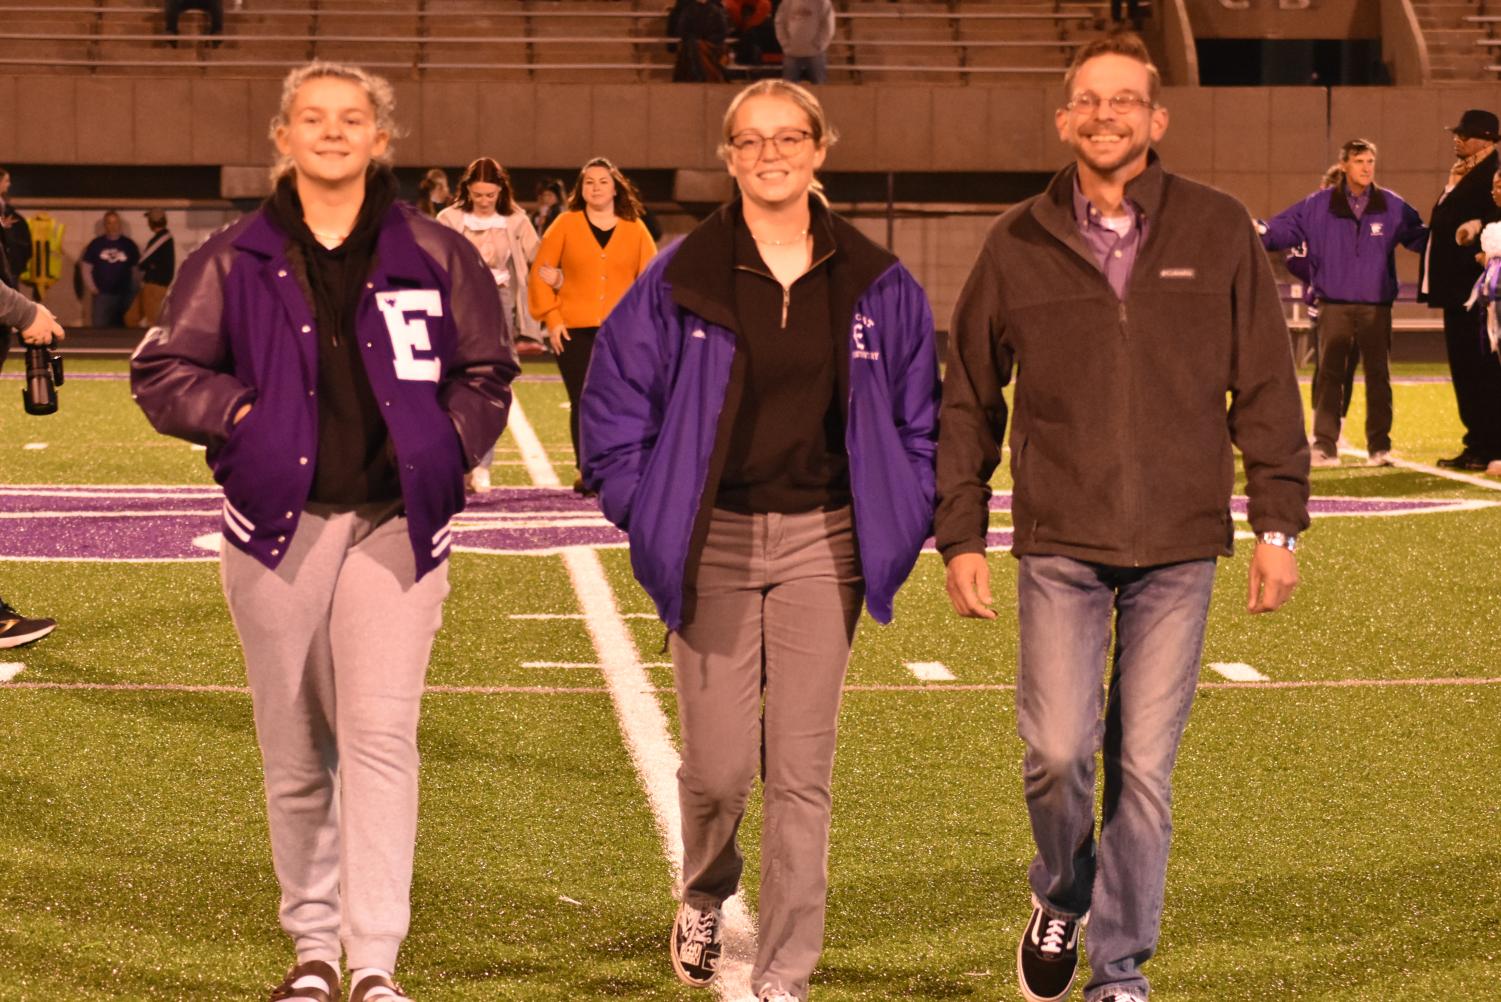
[1065,92,1156,115]
[729,129,814,162]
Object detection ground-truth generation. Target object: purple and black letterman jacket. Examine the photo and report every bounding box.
[131,201,518,580]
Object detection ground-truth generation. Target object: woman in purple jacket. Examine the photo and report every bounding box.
[580,80,939,1002]
[131,62,516,1002]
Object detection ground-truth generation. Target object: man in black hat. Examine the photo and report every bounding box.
[125,208,174,327]
[1418,108,1501,469]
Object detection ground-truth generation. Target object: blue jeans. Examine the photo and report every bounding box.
[782,54,828,84]
[91,291,128,328]
[1015,554,1216,1000]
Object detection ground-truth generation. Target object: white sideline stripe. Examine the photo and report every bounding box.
[507,395,757,1000]
[6,677,1501,695]
[0,663,24,682]
[521,660,671,669]
[22,443,46,450]
[505,398,563,488]
[510,612,657,620]
[1208,662,1270,683]
[904,661,956,682]
[1337,445,1501,492]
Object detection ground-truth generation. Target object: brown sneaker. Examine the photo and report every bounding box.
[269,960,340,1002]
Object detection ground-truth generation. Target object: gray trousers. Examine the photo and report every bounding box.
[672,506,863,1002]
[221,502,448,972]
[1312,302,1392,455]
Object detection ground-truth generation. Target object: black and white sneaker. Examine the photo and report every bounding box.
[670,900,723,988]
[0,599,55,649]
[1094,991,1145,1002]
[1017,894,1086,1002]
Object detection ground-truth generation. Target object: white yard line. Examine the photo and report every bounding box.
[1208,662,1270,683]
[904,661,957,682]
[1336,445,1501,491]
[511,396,758,1001]
[22,443,46,451]
[510,612,657,620]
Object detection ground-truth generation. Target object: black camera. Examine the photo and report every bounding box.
[21,336,63,415]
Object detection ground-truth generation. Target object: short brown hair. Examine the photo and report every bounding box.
[1062,31,1161,105]
[566,157,644,222]
[1340,138,1378,161]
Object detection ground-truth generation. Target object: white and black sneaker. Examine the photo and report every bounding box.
[670,900,723,988]
[1017,894,1086,1002]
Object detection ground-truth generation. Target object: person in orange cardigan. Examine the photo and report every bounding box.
[528,156,656,492]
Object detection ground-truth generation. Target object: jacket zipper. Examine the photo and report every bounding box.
[736,245,835,331]
[1118,298,1140,566]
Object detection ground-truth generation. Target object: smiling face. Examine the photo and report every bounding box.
[724,94,826,212]
[467,180,501,216]
[580,167,616,213]
[274,76,389,186]
[1055,53,1168,182]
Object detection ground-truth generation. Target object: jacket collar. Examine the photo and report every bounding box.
[1031,152,1166,267]
[1329,179,1387,220]
[664,194,897,333]
[234,201,431,285]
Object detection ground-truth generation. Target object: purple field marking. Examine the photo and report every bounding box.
[2,487,1492,561]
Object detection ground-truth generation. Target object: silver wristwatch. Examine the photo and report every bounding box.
[1255,531,1299,553]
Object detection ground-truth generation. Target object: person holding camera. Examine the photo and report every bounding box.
[1,279,65,648]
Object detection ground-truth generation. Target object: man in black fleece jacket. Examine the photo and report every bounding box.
[935,33,1309,1002]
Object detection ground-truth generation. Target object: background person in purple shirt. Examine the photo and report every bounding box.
[80,210,140,328]
[1258,138,1427,467]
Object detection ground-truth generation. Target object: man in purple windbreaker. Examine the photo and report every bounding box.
[1258,138,1428,468]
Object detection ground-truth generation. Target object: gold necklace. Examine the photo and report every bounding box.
[751,228,809,247]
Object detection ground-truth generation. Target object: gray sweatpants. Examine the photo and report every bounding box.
[672,506,863,1002]
[220,501,448,972]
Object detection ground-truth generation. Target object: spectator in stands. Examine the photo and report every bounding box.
[164,0,224,38]
[527,157,656,493]
[940,33,1307,1002]
[1258,139,1426,467]
[775,0,834,85]
[579,79,938,1002]
[437,156,542,491]
[80,210,139,328]
[132,60,515,1002]
[725,0,772,71]
[1419,108,1501,471]
[670,0,731,82]
[0,168,31,291]
[125,208,175,328]
[415,167,450,218]
[531,177,566,236]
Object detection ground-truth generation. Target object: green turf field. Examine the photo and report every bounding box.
[0,361,1497,1000]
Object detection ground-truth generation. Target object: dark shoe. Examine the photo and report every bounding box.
[572,475,597,499]
[670,900,723,988]
[0,599,56,649]
[348,972,412,1002]
[1017,895,1085,1002]
[269,960,340,1002]
[1437,450,1488,470]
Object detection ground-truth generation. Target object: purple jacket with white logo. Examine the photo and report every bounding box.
[580,202,940,630]
[131,202,518,580]
[1259,184,1427,304]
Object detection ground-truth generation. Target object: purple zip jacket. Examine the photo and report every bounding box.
[580,206,940,630]
[131,201,518,580]
[1259,183,1427,304]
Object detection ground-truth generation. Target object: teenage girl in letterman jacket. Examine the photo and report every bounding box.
[131,63,515,1002]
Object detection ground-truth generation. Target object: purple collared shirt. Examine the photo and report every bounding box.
[1072,179,1146,300]
[1345,184,1370,219]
